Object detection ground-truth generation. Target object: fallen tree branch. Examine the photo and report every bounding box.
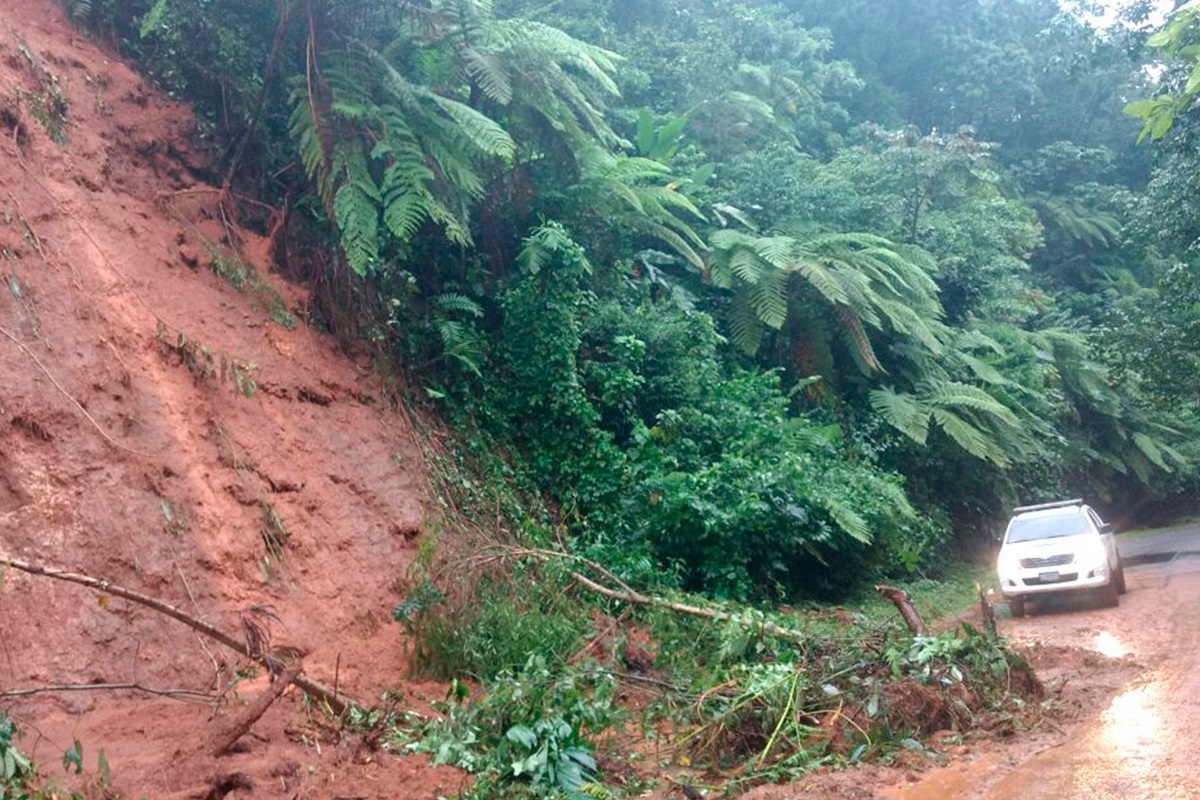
[0,556,354,714]
[568,571,806,643]
[0,682,217,704]
[875,585,927,635]
[211,660,304,756]
[590,669,689,695]
[459,545,809,642]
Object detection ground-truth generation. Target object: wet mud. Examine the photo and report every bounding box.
[885,537,1200,800]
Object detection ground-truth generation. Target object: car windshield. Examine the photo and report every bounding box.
[1006,512,1091,543]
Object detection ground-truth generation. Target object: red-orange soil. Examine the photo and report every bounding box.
[0,2,459,796]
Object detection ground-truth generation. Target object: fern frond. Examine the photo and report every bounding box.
[334,183,380,276]
[835,304,883,373]
[430,94,515,159]
[644,223,707,270]
[725,90,777,121]
[957,352,1008,385]
[463,46,512,104]
[435,292,484,317]
[726,247,764,285]
[751,236,793,267]
[787,258,851,306]
[821,497,872,544]
[870,388,931,444]
[921,381,1019,426]
[931,408,1007,465]
[728,291,765,355]
[747,269,788,330]
[1132,432,1171,472]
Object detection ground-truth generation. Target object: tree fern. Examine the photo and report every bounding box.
[870,376,1026,465]
[706,226,943,360]
[568,148,709,269]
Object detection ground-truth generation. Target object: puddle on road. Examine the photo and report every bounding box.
[1092,630,1127,658]
[1093,681,1164,785]
[884,679,1170,800]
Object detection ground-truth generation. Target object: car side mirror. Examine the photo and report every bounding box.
[1099,522,1114,534]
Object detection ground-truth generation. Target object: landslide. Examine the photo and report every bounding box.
[0,2,455,796]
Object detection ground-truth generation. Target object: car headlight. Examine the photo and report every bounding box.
[1083,539,1109,571]
[997,549,1021,579]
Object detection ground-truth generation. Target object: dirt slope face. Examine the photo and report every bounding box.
[0,2,456,796]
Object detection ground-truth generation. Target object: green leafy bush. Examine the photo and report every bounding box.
[0,715,35,800]
[408,658,622,799]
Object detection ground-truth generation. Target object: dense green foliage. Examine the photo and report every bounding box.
[67,0,1200,601]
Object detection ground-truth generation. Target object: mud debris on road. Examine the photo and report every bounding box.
[880,533,1200,800]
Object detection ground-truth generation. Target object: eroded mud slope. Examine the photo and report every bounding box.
[0,2,454,796]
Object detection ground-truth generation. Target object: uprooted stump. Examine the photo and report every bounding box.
[875,585,927,635]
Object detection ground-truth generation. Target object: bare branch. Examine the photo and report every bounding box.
[0,555,356,714]
[0,682,217,704]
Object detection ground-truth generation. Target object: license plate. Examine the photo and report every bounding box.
[1039,571,1060,583]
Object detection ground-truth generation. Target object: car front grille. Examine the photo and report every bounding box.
[1020,554,1074,568]
[1023,572,1078,586]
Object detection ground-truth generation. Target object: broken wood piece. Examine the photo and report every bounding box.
[977,582,997,636]
[875,584,927,635]
[211,660,304,756]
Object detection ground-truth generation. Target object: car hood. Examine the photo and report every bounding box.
[1001,533,1094,557]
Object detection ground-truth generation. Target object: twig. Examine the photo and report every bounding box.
[0,682,217,705]
[0,324,153,458]
[592,669,689,694]
[0,555,356,714]
[220,0,293,193]
[460,544,808,642]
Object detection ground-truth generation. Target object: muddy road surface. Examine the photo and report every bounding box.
[888,525,1200,800]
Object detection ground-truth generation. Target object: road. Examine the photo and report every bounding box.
[887,525,1200,800]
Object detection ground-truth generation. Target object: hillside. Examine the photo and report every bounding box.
[0,2,456,796]
[5,0,1200,798]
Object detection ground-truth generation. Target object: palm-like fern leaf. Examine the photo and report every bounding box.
[707,227,942,371]
[870,387,931,444]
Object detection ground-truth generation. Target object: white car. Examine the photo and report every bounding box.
[996,499,1125,617]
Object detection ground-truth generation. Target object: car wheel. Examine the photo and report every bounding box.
[1008,596,1026,617]
[1115,563,1127,594]
[1099,579,1119,608]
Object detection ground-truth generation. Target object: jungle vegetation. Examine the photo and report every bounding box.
[9,2,1194,797]
[64,0,1200,602]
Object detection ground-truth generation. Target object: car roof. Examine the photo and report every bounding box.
[1011,504,1088,522]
